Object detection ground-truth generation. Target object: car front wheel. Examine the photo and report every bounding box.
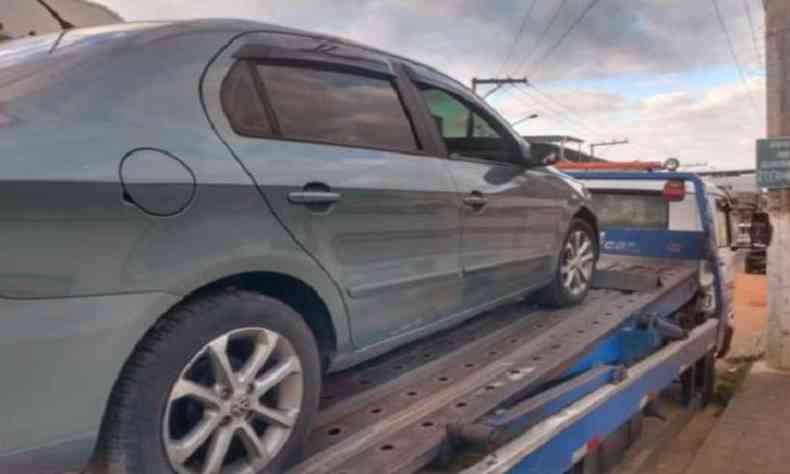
[537,218,598,307]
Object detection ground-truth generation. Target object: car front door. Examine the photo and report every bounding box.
[413,80,556,311]
[207,34,463,350]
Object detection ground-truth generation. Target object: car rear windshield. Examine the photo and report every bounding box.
[258,64,418,151]
[591,191,669,229]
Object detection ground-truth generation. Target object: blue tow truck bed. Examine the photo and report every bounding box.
[292,172,729,474]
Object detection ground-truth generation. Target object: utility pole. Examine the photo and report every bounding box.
[471,77,528,98]
[589,139,629,159]
[764,0,790,370]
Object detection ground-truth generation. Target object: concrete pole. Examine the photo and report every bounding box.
[764,0,790,369]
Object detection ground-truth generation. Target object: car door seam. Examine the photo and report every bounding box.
[346,269,462,299]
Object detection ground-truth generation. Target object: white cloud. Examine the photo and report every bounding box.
[84,0,768,169]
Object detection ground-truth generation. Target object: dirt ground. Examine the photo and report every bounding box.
[728,272,767,359]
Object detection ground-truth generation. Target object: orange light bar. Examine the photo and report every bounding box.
[554,160,665,171]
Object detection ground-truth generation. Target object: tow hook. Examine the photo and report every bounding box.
[638,312,688,341]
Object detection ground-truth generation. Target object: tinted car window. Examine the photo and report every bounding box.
[256,64,418,151]
[591,191,669,229]
[419,86,513,162]
[221,62,273,137]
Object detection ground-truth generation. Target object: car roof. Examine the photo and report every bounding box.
[55,18,467,91]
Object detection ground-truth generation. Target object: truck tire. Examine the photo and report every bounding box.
[93,290,321,474]
[537,218,598,308]
[744,258,754,274]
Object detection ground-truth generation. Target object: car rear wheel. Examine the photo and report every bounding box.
[537,218,598,308]
[93,290,321,474]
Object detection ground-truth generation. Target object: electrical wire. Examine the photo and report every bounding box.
[514,84,677,158]
[710,0,761,117]
[495,0,538,77]
[508,85,607,139]
[742,0,765,69]
[530,0,604,77]
[499,87,584,136]
[512,0,569,76]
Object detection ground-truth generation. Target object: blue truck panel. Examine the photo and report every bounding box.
[464,172,729,474]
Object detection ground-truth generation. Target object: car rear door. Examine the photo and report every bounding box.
[206,34,464,350]
[408,74,556,310]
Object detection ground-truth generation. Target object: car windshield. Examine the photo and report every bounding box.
[592,191,669,229]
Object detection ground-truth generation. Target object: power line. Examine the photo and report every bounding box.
[530,0,604,77]
[495,0,538,77]
[503,86,591,137]
[527,84,621,139]
[511,86,585,129]
[513,0,569,76]
[710,0,761,117]
[515,84,677,158]
[742,0,765,69]
[510,84,610,139]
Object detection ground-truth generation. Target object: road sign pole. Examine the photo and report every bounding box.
[765,0,790,369]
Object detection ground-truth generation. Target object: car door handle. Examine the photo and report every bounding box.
[288,191,341,205]
[463,194,488,207]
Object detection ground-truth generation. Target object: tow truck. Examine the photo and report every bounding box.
[286,164,759,474]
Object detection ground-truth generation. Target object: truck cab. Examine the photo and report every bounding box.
[569,171,739,357]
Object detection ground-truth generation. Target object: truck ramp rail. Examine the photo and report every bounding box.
[291,265,698,474]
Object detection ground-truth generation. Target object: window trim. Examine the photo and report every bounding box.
[407,74,523,166]
[247,61,282,136]
[391,62,448,158]
[221,59,425,156]
[234,43,394,78]
[220,60,276,138]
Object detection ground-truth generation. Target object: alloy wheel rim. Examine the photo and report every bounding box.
[560,230,595,297]
[163,327,303,474]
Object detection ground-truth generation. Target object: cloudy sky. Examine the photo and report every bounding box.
[45,0,772,169]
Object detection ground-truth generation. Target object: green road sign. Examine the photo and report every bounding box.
[757,138,790,189]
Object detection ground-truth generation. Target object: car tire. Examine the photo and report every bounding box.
[92,289,321,474]
[536,218,598,308]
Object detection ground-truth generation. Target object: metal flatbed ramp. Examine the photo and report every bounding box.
[457,319,719,474]
[292,266,698,474]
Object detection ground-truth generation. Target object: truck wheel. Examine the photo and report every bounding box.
[94,290,321,474]
[537,218,598,308]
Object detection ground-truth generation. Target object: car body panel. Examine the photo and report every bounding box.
[202,31,467,350]
[0,292,178,470]
[0,20,595,470]
[0,21,353,468]
[201,30,593,352]
[446,160,558,307]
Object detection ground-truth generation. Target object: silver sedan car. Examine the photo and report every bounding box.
[0,20,597,473]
